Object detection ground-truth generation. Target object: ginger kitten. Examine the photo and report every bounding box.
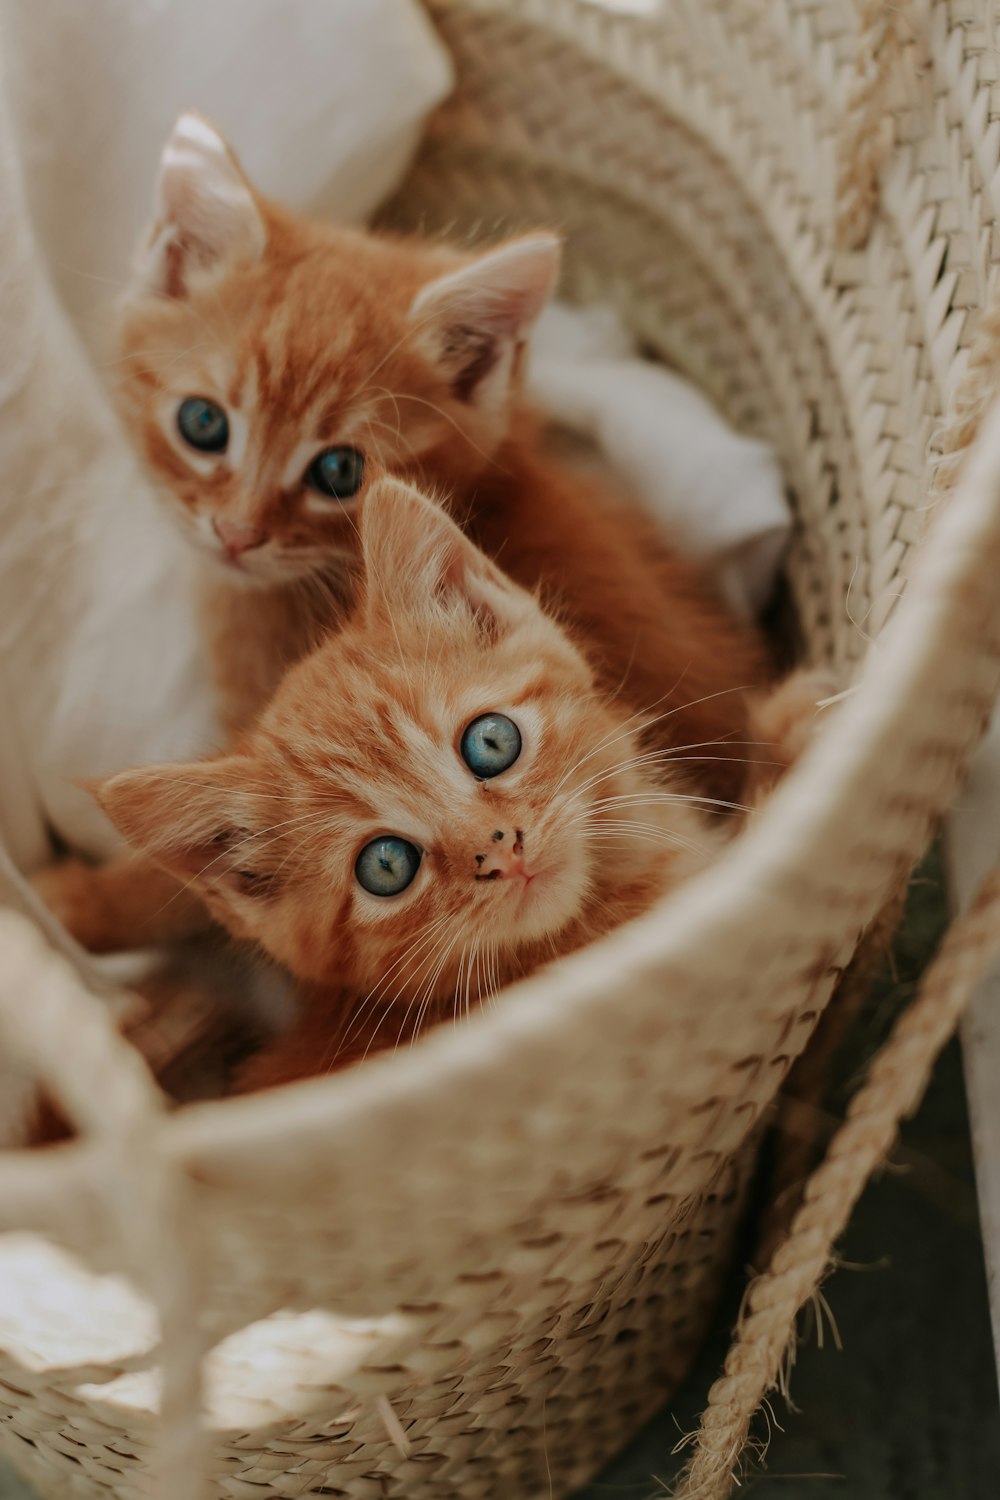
[37,112,766,953]
[95,481,824,1095]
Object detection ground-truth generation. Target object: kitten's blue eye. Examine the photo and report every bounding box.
[460,714,522,779]
[307,446,365,500]
[177,397,229,453]
[355,836,421,897]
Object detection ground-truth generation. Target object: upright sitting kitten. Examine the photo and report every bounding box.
[95,482,824,1095]
[37,112,766,952]
[118,113,764,741]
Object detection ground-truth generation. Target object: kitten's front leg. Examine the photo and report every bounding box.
[31,852,211,952]
[229,997,346,1095]
[230,985,422,1096]
[744,667,843,808]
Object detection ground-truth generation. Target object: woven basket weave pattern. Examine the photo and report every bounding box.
[2,2,1000,1497]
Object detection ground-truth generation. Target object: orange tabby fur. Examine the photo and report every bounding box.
[97,481,829,1095]
[37,112,767,953]
[117,114,766,761]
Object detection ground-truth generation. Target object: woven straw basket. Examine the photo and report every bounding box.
[5,1,1000,1497]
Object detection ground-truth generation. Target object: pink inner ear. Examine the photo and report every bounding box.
[167,835,231,884]
[437,541,472,597]
[434,543,507,641]
[409,235,560,404]
[162,236,188,299]
[449,327,502,403]
[145,116,266,298]
[157,172,253,290]
[150,823,270,894]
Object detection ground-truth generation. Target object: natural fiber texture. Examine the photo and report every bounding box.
[933,297,1000,500]
[836,0,909,251]
[753,878,912,1269]
[3,2,1000,1497]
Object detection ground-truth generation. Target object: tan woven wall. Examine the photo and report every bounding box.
[3,3,1000,1498]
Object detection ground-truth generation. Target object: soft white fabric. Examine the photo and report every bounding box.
[0,0,453,870]
[0,0,454,357]
[530,302,791,619]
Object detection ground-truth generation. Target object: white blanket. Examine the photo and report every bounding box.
[0,0,789,877]
[530,303,790,619]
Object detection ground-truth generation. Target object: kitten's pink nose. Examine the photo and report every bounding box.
[213,517,265,556]
[475,829,529,880]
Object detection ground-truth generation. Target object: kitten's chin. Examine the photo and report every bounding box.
[158,511,280,590]
[499,861,588,947]
[192,541,324,591]
[204,544,354,592]
[198,550,282,590]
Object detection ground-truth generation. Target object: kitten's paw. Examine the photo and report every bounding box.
[744,666,845,809]
[32,854,207,951]
[751,666,842,767]
[31,857,117,952]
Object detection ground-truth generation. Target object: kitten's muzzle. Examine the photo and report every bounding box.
[474,829,530,882]
[213,516,266,557]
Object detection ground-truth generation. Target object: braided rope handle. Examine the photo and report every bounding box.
[0,910,209,1499]
[836,0,909,251]
[675,864,1000,1499]
[752,880,910,1269]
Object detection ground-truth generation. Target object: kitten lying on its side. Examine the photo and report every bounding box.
[35,112,767,954]
[93,480,829,1095]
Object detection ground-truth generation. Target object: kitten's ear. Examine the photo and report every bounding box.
[361,478,532,639]
[409,234,561,408]
[136,112,267,298]
[94,756,272,913]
